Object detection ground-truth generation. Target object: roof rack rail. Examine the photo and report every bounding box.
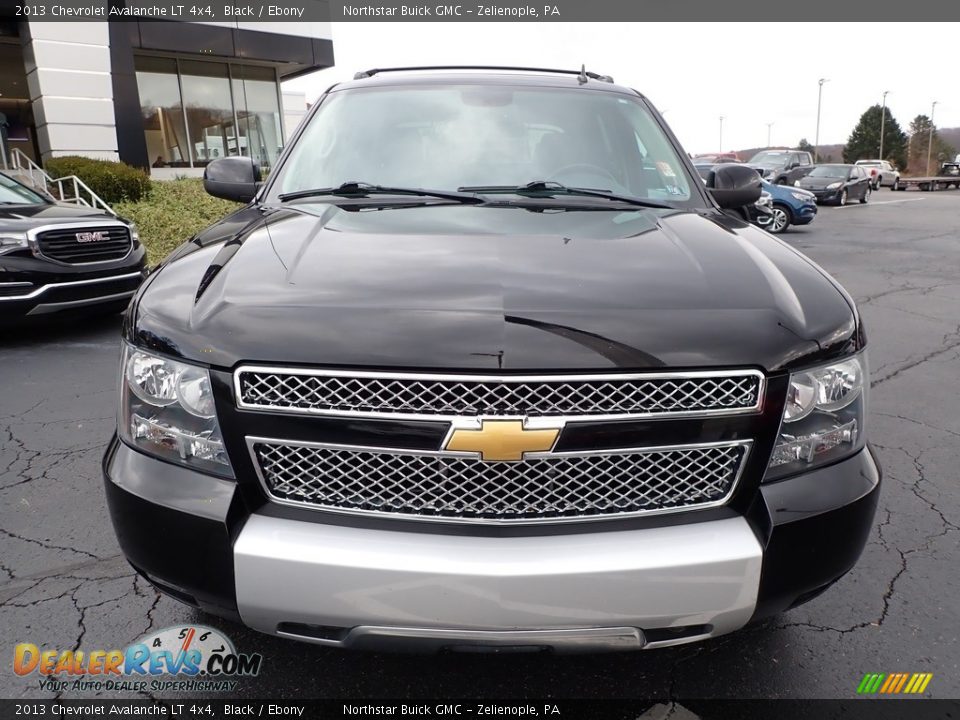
[352,65,615,84]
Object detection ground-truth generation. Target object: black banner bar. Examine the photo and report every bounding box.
[1,699,959,720]
[7,0,960,22]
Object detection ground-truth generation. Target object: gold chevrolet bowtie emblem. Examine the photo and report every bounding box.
[444,420,560,462]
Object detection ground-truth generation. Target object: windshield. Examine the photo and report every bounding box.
[269,84,697,206]
[748,151,789,165]
[809,165,850,178]
[0,173,46,204]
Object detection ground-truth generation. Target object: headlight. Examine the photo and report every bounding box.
[764,353,867,482]
[119,345,233,477]
[793,180,801,187]
[0,232,28,255]
[790,191,811,202]
[128,223,141,246]
[827,182,842,189]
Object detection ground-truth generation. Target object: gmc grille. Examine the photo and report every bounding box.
[35,225,132,264]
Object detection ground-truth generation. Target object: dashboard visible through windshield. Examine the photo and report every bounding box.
[269,83,700,207]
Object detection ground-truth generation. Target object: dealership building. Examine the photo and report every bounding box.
[0,11,333,176]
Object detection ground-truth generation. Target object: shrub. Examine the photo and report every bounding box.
[114,179,241,265]
[45,156,152,204]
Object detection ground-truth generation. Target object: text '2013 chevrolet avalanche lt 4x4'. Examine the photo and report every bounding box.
[104,67,880,653]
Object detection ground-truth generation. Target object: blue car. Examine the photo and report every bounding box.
[761,179,817,233]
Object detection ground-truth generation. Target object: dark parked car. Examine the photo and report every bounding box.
[104,67,878,654]
[748,149,814,185]
[797,164,872,205]
[0,172,146,323]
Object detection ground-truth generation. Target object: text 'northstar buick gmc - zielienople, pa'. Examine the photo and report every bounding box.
[103,66,880,653]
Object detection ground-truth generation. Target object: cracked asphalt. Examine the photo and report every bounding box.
[1,192,958,701]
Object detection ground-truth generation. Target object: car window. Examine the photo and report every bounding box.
[748,151,790,165]
[272,85,697,205]
[0,173,47,204]
[809,165,849,178]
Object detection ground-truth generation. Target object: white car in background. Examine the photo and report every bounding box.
[855,160,901,190]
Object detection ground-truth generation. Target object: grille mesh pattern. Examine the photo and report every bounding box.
[238,371,761,417]
[36,225,131,264]
[253,442,746,522]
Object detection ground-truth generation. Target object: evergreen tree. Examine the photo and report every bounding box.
[797,138,814,153]
[905,115,956,174]
[843,105,907,169]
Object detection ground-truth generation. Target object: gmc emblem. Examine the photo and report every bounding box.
[75,231,107,243]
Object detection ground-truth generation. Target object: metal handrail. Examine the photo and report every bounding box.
[9,148,52,188]
[8,149,116,215]
[50,176,116,215]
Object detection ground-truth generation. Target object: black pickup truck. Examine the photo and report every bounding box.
[104,66,879,654]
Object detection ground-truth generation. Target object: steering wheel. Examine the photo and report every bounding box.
[548,163,620,186]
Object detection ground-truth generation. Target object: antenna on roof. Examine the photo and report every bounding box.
[577,64,588,85]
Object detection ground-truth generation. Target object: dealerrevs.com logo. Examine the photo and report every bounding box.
[13,625,262,693]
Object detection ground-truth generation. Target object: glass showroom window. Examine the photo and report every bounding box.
[179,60,236,167]
[232,64,284,169]
[135,56,189,168]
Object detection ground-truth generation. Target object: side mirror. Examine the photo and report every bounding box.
[706,164,762,209]
[203,157,261,203]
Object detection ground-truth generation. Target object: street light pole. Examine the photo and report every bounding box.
[814,78,829,162]
[719,116,724,152]
[926,101,938,176]
[879,90,889,160]
[766,122,774,147]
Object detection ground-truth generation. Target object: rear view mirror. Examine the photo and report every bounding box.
[706,164,762,209]
[203,157,261,203]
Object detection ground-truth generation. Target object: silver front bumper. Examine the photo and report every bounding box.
[234,514,763,651]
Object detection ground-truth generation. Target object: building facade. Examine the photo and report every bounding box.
[0,12,332,175]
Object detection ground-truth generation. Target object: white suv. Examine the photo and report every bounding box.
[855,160,900,190]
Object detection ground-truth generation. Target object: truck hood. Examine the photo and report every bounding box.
[133,203,857,372]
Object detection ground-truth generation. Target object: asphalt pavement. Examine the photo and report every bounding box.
[1,190,958,701]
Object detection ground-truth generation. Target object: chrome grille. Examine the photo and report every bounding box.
[35,225,132,264]
[236,368,763,419]
[250,440,749,524]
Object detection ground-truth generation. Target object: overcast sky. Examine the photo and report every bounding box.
[282,22,956,155]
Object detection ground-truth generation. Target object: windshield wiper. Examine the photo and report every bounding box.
[458,181,674,209]
[278,181,485,204]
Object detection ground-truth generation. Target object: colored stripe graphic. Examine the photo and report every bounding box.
[893,674,909,693]
[857,672,932,694]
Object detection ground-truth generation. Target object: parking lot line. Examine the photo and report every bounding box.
[834,198,927,209]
